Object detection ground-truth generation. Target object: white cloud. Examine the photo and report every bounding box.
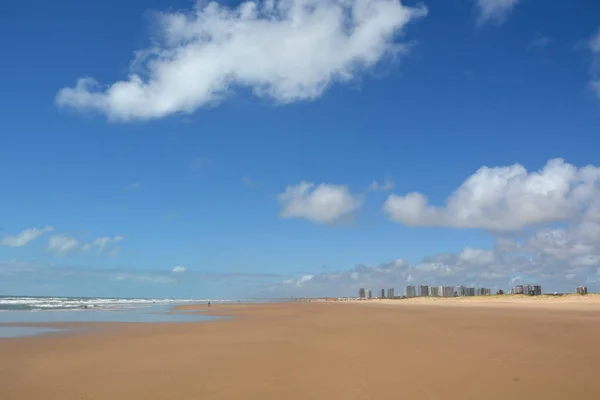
[383,158,600,231]
[55,0,427,121]
[283,274,314,287]
[458,247,495,265]
[172,266,186,273]
[589,29,600,97]
[48,235,81,255]
[498,221,600,263]
[48,234,123,255]
[368,179,394,191]
[475,0,520,25]
[0,226,54,247]
[278,181,362,224]
[242,176,262,187]
[90,236,124,253]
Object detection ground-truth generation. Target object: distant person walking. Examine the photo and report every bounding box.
[208,301,211,307]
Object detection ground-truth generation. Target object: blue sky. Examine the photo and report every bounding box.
[1,0,600,298]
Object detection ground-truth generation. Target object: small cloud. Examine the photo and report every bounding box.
[0,226,54,247]
[283,274,315,288]
[48,234,123,256]
[590,29,600,54]
[475,0,520,26]
[91,236,124,253]
[530,33,552,48]
[125,182,142,191]
[286,274,313,288]
[588,28,600,98]
[242,176,263,188]
[278,181,363,224]
[368,179,394,192]
[172,266,186,273]
[48,234,80,255]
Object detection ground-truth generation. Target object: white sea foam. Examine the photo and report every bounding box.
[0,297,231,311]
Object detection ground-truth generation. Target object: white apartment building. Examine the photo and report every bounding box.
[441,286,454,297]
[405,285,417,298]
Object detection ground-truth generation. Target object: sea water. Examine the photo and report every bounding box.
[0,295,217,311]
[0,296,226,338]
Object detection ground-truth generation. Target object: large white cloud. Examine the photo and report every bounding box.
[383,158,600,231]
[278,181,362,224]
[55,0,427,121]
[0,226,54,247]
[474,0,520,25]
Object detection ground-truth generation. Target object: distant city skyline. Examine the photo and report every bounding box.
[354,283,600,299]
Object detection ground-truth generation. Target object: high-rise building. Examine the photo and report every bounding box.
[514,285,524,295]
[456,286,466,297]
[515,284,541,296]
[367,289,372,299]
[405,285,417,298]
[387,288,395,298]
[418,285,429,297]
[380,289,386,298]
[441,286,454,297]
[358,288,366,299]
[577,286,588,295]
[429,286,440,297]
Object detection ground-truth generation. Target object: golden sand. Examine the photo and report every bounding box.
[1,301,600,399]
[348,293,600,309]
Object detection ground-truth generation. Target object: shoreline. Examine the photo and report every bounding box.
[0,303,228,339]
[2,295,599,339]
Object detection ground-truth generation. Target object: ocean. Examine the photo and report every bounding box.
[0,296,227,338]
[0,295,216,312]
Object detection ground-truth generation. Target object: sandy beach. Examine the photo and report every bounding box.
[346,293,600,309]
[2,299,600,399]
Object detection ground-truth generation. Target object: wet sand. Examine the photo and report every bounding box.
[1,301,600,399]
